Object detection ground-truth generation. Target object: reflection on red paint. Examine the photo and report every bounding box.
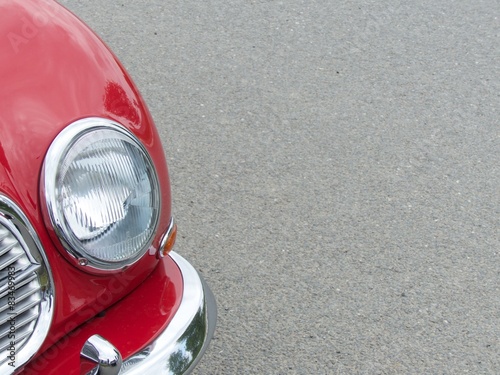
[104,81,140,125]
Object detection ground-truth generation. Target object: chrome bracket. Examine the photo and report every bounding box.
[80,334,123,375]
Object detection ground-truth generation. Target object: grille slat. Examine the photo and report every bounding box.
[0,281,41,314]
[0,271,39,299]
[0,263,40,290]
[0,249,24,270]
[0,309,38,338]
[0,240,16,257]
[0,228,9,243]
[0,293,42,326]
[0,327,34,352]
[0,204,52,372]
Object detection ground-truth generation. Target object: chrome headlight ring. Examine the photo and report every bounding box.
[42,118,160,273]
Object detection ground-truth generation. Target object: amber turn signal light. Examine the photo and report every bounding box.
[159,219,177,258]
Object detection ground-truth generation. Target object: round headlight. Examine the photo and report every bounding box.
[43,118,160,271]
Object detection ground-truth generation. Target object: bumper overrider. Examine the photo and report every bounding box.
[80,252,217,375]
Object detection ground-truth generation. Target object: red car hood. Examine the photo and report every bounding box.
[0,0,157,205]
[0,0,172,353]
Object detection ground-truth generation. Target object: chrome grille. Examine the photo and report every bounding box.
[0,196,54,374]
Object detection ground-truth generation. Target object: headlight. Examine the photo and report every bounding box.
[42,117,160,272]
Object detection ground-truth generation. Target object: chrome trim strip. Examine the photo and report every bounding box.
[119,251,216,375]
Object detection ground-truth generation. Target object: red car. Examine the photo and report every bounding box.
[0,1,216,374]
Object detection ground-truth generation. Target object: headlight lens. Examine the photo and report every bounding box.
[43,118,160,271]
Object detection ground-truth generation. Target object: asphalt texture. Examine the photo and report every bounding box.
[63,1,499,374]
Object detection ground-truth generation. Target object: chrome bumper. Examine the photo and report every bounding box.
[81,252,217,375]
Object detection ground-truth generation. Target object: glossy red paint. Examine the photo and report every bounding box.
[21,255,183,375]
[0,0,176,364]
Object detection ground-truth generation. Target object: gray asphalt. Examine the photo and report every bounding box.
[64,1,499,374]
